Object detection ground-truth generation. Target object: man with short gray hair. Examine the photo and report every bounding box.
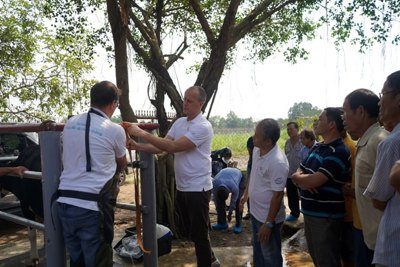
[240,118,289,266]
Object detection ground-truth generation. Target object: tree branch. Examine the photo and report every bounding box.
[128,9,165,64]
[188,0,216,46]
[230,0,299,47]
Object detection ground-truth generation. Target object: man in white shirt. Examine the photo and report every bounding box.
[125,86,218,267]
[57,81,127,267]
[240,119,289,267]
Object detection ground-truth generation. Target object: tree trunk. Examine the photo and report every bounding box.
[106,0,137,123]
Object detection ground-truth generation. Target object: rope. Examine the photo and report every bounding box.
[122,124,151,254]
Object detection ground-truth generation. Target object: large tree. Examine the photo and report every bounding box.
[102,0,400,235]
[288,102,322,119]
[40,0,400,235]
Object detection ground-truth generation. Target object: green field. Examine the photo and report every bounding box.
[212,129,288,155]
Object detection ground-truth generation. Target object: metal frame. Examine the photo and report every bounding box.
[0,123,159,267]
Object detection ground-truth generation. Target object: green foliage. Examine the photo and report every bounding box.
[288,102,322,119]
[0,0,97,122]
[209,111,255,128]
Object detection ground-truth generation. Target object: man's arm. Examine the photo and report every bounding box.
[257,191,284,243]
[291,170,328,190]
[0,166,28,178]
[116,155,127,173]
[239,173,251,212]
[389,161,400,194]
[127,124,195,153]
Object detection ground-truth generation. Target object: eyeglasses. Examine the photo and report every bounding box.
[379,90,393,99]
[114,100,120,108]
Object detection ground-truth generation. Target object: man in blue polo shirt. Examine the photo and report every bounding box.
[211,167,245,233]
[292,107,351,267]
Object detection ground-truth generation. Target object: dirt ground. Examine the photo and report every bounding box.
[114,154,252,249]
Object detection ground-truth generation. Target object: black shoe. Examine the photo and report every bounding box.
[243,213,250,220]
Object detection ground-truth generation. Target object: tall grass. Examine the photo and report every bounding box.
[212,129,289,155]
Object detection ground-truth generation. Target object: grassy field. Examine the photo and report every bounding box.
[212,129,289,155]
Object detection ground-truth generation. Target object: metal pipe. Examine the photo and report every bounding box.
[39,131,66,267]
[139,134,158,267]
[0,210,45,231]
[8,171,42,180]
[116,202,137,211]
[0,123,158,133]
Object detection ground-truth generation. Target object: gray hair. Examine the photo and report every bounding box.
[188,86,207,102]
[257,119,280,145]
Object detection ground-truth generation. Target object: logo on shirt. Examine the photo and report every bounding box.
[274,177,283,185]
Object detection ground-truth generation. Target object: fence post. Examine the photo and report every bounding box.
[39,131,66,267]
[139,134,158,267]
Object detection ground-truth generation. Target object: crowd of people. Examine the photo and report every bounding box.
[1,70,399,267]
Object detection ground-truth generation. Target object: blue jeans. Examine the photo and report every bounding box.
[58,203,101,267]
[251,215,283,267]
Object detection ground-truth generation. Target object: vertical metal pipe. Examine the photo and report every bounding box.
[139,134,158,267]
[39,131,66,267]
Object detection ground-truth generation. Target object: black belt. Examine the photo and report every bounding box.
[85,108,106,172]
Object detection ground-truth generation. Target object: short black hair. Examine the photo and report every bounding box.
[302,128,315,141]
[287,121,299,129]
[324,107,344,132]
[90,81,120,108]
[387,70,400,96]
[345,89,379,118]
[257,119,280,145]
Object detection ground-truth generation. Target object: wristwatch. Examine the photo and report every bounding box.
[265,221,274,228]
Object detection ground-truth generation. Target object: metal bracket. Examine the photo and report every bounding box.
[128,161,147,169]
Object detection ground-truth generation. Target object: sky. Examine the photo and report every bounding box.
[92,23,399,121]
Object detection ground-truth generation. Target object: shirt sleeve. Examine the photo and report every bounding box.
[269,162,289,191]
[364,141,398,202]
[114,124,127,158]
[185,122,212,147]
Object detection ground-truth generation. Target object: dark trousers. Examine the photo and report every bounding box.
[353,227,374,267]
[216,174,247,226]
[286,178,300,218]
[304,215,342,267]
[176,190,215,267]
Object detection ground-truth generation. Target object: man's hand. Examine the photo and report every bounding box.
[127,139,138,150]
[257,223,272,243]
[13,166,28,178]
[341,182,355,198]
[120,122,131,131]
[239,195,248,212]
[227,212,232,223]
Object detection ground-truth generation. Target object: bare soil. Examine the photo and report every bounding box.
[114,154,252,249]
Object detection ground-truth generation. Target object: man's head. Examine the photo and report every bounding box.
[183,86,206,119]
[300,128,315,148]
[379,71,400,128]
[217,186,229,202]
[90,81,120,117]
[253,119,280,149]
[342,89,379,140]
[315,107,344,138]
[287,122,299,139]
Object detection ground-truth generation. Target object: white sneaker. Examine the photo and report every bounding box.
[211,258,221,267]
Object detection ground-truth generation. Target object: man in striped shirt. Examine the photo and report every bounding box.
[292,107,351,267]
[364,70,400,267]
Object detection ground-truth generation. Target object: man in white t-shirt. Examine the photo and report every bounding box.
[57,81,127,267]
[240,119,289,267]
[125,86,218,267]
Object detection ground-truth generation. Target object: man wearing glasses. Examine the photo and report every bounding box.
[364,70,400,267]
